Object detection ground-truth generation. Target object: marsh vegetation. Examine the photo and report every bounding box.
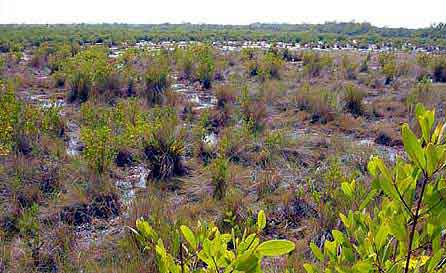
[1,23,446,273]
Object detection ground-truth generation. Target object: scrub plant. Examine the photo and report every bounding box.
[145,53,170,105]
[305,104,446,273]
[258,52,284,81]
[81,125,116,174]
[131,210,295,273]
[193,44,215,89]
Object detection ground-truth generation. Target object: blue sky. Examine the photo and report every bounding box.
[1,0,445,28]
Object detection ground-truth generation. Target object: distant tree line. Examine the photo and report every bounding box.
[1,22,446,51]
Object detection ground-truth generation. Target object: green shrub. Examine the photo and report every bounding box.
[218,126,253,163]
[0,82,19,155]
[302,51,333,77]
[239,86,267,133]
[193,44,215,89]
[241,48,256,61]
[0,82,62,156]
[416,53,433,68]
[130,210,295,273]
[294,83,337,124]
[305,104,446,273]
[359,54,370,73]
[258,52,284,81]
[63,47,114,103]
[68,70,91,103]
[81,125,116,174]
[245,59,259,77]
[406,82,435,115]
[175,47,194,80]
[382,60,397,84]
[258,129,287,166]
[378,52,396,68]
[144,53,170,105]
[30,43,50,68]
[48,44,72,73]
[341,55,358,80]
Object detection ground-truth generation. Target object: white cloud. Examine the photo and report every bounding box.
[0,0,445,28]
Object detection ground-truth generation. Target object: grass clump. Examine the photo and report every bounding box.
[144,53,170,106]
[342,84,364,116]
[193,44,215,89]
[209,156,230,200]
[238,86,267,133]
[302,51,333,77]
[431,55,446,82]
[143,108,185,180]
[63,47,117,103]
[340,55,358,80]
[258,52,284,81]
[294,83,337,124]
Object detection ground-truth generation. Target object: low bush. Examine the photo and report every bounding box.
[0,82,65,156]
[258,52,284,81]
[80,125,116,175]
[215,84,236,109]
[245,59,259,77]
[130,210,295,273]
[359,54,370,73]
[340,55,358,80]
[175,47,194,80]
[218,126,253,164]
[294,83,337,124]
[305,104,446,273]
[144,53,170,106]
[302,51,333,77]
[416,52,433,68]
[431,55,446,82]
[63,47,116,103]
[239,86,267,133]
[68,70,91,103]
[382,60,397,85]
[193,44,215,89]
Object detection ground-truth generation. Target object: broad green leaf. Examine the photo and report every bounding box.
[234,253,259,273]
[359,190,377,211]
[402,124,426,169]
[303,264,317,273]
[428,249,443,272]
[136,219,157,240]
[257,210,266,231]
[341,181,354,198]
[180,225,197,250]
[425,144,437,176]
[353,261,373,272]
[310,242,324,262]
[415,103,435,143]
[339,213,350,228]
[389,218,407,242]
[256,240,295,256]
[324,240,337,258]
[437,122,446,144]
[332,230,345,244]
[432,122,443,143]
[375,224,389,250]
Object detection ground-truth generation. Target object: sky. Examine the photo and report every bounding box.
[1,0,445,28]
